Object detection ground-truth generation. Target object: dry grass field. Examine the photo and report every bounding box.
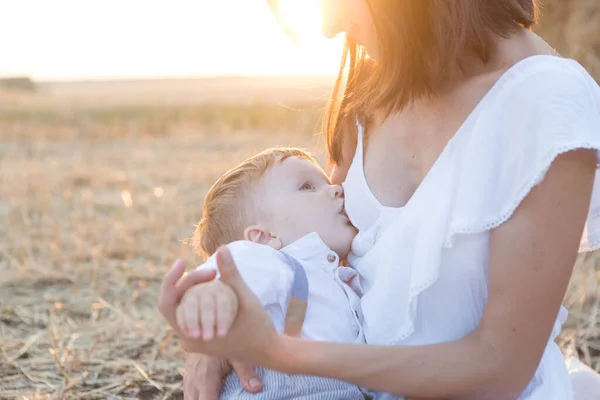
[2,75,599,400]
[0,77,336,399]
[2,5,600,397]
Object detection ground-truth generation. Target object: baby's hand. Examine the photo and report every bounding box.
[176,280,238,341]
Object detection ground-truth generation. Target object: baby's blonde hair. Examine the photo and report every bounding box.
[193,147,317,258]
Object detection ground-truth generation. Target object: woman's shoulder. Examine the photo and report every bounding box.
[513,54,593,78]
[467,54,600,148]
[491,55,599,107]
[447,55,600,242]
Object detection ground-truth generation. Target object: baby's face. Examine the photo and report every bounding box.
[256,157,357,259]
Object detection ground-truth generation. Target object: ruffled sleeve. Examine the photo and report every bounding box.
[354,57,600,347]
[446,58,600,250]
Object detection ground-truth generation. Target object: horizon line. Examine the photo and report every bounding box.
[0,73,338,85]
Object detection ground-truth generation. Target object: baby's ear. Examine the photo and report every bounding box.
[244,225,266,244]
[244,225,282,250]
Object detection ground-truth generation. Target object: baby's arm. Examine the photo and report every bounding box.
[176,279,238,340]
[178,242,292,339]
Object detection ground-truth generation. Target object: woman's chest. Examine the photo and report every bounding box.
[360,76,499,208]
[361,112,459,208]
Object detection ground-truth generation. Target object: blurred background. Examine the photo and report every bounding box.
[0,0,599,398]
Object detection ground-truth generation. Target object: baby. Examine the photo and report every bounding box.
[176,147,389,399]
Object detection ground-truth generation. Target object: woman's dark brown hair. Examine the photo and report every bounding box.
[325,0,539,165]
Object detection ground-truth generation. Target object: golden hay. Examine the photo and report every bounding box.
[1,98,599,399]
[0,100,328,399]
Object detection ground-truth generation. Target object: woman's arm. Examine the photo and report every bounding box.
[183,353,228,400]
[268,149,597,398]
[274,149,596,397]
[183,354,262,399]
[164,150,596,398]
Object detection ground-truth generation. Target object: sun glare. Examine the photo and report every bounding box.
[0,0,343,79]
[277,0,323,42]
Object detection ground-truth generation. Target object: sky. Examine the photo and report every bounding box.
[0,0,344,81]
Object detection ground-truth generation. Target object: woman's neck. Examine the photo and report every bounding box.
[440,28,556,96]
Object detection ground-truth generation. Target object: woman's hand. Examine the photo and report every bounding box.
[158,259,217,331]
[158,250,281,367]
[176,280,238,340]
[172,248,282,366]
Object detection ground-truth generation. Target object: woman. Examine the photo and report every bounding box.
[159,0,600,398]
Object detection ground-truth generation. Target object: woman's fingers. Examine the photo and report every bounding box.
[231,360,263,393]
[164,259,185,286]
[216,247,252,297]
[158,259,186,323]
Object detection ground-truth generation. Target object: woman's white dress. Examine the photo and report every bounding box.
[342,55,600,399]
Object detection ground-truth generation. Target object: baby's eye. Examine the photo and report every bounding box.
[299,182,315,191]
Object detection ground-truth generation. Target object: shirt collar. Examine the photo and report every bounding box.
[281,232,340,269]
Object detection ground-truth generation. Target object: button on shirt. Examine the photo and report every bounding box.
[197,232,365,344]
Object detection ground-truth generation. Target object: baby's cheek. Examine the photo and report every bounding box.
[279,215,309,242]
